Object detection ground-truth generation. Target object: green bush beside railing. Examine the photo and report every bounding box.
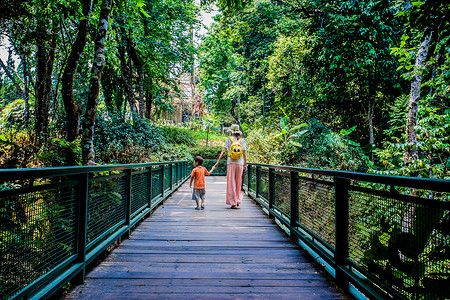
[243,163,450,300]
[0,161,190,299]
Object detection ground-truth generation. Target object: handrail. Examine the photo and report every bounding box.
[0,161,191,299]
[243,163,450,300]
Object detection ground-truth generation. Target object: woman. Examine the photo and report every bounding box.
[213,124,247,209]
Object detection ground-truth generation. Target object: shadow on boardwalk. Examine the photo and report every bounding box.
[63,176,349,299]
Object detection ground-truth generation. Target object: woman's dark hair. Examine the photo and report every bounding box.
[194,156,204,165]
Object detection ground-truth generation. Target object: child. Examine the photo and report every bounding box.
[189,156,216,210]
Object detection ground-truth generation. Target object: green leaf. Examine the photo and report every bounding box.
[291,123,308,131]
[346,140,360,147]
[346,125,357,135]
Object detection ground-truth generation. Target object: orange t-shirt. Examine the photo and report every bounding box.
[190,166,211,189]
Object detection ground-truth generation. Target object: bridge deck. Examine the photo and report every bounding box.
[63,176,347,299]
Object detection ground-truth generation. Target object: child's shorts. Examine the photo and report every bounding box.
[192,188,206,201]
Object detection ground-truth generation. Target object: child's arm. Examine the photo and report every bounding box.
[189,175,194,188]
[208,165,216,174]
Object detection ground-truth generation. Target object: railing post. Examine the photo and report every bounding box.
[335,177,350,291]
[74,172,89,284]
[161,164,165,198]
[246,165,252,192]
[148,166,153,208]
[290,171,299,240]
[124,169,132,238]
[268,167,275,219]
[255,166,260,199]
[169,163,173,188]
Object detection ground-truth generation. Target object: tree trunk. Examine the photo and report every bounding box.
[35,21,56,142]
[129,46,144,118]
[22,55,30,122]
[0,58,24,95]
[146,90,153,119]
[404,33,431,163]
[81,0,113,165]
[101,63,117,113]
[118,34,137,115]
[367,101,374,161]
[62,0,92,142]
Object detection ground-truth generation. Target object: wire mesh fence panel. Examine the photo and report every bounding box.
[273,171,291,217]
[258,168,269,204]
[0,185,77,299]
[171,165,176,187]
[297,176,335,248]
[131,171,149,218]
[164,166,171,192]
[151,167,162,203]
[249,167,257,193]
[87,175,126,250]
[348,186,450,300]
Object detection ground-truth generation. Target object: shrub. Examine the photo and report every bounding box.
[38,137,81,167]
[94,114,165,164]
[159,125,196,146]
[0,99,31,130]
[246,119,371,171]
[189,145,223,160]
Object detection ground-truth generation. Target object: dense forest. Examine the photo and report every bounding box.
[0,0,449,180]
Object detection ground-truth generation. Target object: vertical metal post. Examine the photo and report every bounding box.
[169,164,173,189]
[335,177,350,291]
[247,165,252,192]
[124,169,132,238]
[255,166,260,199]
[268,167,275,219]
[74,172,89,284]
[148,166,153,208]
[161,164,165,198]
[290,171,299,237]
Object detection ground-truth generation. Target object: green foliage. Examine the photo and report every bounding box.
[38,138,81,166]
[0,99,30,129]
[189,144,223,160]
[374,103,450,179]
[94,114,165,164]
[247,119,370,171]
[359,202,449,299]
[159,125,196,146]
[0,129,38,168]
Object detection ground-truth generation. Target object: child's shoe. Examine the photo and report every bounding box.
[195,207,201,210]
[201,205,205,210]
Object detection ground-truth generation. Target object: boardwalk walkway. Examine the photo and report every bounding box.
[63,176,347,299]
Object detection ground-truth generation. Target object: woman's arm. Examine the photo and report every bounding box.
[214,147,227,168]
[243,149,247,170]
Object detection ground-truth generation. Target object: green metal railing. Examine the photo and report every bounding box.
[0,161,190,299]
[243,163,450,300]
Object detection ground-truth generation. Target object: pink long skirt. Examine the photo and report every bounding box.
[226,164,243,206]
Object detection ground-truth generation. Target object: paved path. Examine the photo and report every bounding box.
[63,176,347,299]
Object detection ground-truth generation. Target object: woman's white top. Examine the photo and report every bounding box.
[224,136,247,165]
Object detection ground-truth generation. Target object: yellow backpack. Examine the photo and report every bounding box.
[228,137,243,160]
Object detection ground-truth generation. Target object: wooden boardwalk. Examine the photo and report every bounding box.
[63,176,348,299]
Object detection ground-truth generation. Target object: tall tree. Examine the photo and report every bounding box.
[82,0,113,165]
[62,0,93,142]
[34,16,57,142]
[404,33,431,163]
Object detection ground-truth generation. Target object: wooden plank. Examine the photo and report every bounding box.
[63,177,348,299]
